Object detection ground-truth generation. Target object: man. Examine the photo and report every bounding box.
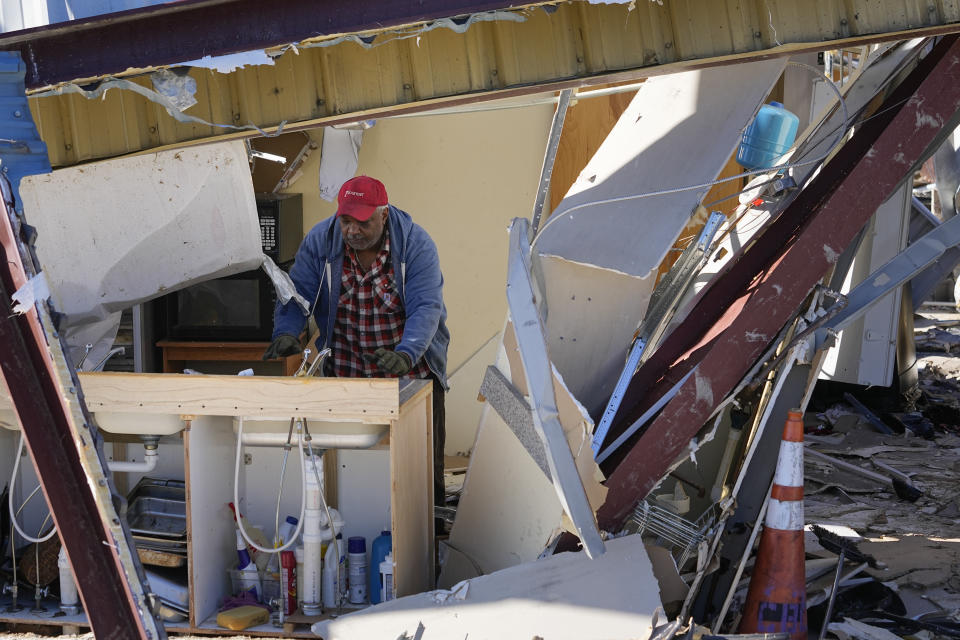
[264,175,449,531]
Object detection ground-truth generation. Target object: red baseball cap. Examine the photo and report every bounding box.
[336,176,388,222]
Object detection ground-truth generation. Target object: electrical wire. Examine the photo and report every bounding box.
[8,434,56,544]
[531,62,849,250]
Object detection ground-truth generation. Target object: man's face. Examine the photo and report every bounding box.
[339,208,387,251]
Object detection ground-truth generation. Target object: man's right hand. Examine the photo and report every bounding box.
[262,334,301,360]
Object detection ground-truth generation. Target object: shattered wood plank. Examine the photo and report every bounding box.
[598,35,960,530]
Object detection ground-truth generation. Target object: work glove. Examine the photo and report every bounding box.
[367,348,413,375]
[262,334,301,360]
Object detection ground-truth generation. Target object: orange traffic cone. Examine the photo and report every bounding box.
[738,409,807,640]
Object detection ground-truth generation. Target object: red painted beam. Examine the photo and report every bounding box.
[597,36,941,472]
[0,0,532,89]
[597,35,960,530]
[0,184,161,638]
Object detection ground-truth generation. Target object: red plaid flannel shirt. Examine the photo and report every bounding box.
[326,230,432,380]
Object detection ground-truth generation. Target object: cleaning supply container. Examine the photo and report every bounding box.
[736,101,800,170]
[347,536,367,604]
[368,530,392,604]
[379,552,395,602]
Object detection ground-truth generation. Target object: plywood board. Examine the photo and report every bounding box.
[535,58,787,277]
[390,381,434,596]
[317,533,661,640]
[77,372,399,422]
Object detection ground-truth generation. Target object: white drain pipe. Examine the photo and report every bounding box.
[107,438,160,474]
[58,546,80,615]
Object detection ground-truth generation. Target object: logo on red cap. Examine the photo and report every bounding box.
[337,176,388,222]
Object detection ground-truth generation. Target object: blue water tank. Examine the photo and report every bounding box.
[368,530,392,604]
[736,101,800,170]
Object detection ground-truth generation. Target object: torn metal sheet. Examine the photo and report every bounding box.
[18,141,262,363]
[534,58,786,278]
[317,533,661,640]
[598,35,960,530]
[505,218,604,557]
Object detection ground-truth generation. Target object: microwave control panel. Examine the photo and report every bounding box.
[260,216,277,253]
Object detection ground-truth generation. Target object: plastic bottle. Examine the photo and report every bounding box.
[336,533,347,603]
[368,530,392,604]
[235,529,262,601]
[322,537,339,609]
[280,550,297,615]
[736,101,800,170]
[347,536,367,604]
[295,546,305,610]
[379,552,395,602]
[267,515,300,574]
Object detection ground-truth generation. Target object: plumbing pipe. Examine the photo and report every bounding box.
[106,438,159,474]
[301,455,323,616]
[239,429,387,449]
[58,546,80,615]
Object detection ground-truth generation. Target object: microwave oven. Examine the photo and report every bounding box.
[161,269,276,341]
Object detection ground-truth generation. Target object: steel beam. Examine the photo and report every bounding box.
[597,34,960,531]
[0,0,535,90]
[598,38,928,472]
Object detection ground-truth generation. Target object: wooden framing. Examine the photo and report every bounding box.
[2,373,434,636]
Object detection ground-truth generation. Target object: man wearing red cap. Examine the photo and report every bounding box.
[264,176,449,526]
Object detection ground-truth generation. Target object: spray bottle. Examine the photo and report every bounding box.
[235,529,262,601]
[321,535,339,609]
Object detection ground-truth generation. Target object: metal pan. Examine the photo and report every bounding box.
[127,477,186,502]
[127,496,187,538]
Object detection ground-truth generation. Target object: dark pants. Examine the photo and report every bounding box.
[431,376,446,534]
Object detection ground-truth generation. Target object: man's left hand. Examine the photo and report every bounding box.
[371,348,412,375]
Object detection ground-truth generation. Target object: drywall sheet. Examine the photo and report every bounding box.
[820,184,911,386]
[534,58,786,278]
[441,321,605,584]
[19,141,262,324]
[444,332,500,457]
[317,533,660,640]
[540,254,654,416]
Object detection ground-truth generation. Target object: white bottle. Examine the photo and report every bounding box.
[336,533,347,602]
[322,537,339,609]
[235,529,262,601]
[379,552,395,602]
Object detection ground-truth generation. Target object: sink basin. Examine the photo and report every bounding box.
[95,412,187,436]
[235,417,388,449]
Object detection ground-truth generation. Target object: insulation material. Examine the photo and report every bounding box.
[820,184,911,386]
[534,58,787,278]
[318,533,661,640]
[540,254,654,416]
[18,141,262,357]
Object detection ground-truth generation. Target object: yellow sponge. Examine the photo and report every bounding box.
[216,605,270,631]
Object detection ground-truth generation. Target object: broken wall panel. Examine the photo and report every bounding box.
[541,255,654,416]
[597,34,960,531]
[820,184,911,386]
[535,58,787,278]
[18,141,262,364]
[441,319,606,584]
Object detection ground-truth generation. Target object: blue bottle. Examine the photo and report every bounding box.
[368,530,392,604]
[736,101,800,170]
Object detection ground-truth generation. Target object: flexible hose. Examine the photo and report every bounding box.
[531,62,848,249]
[8,434,56,544]
[233,416,307,554]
